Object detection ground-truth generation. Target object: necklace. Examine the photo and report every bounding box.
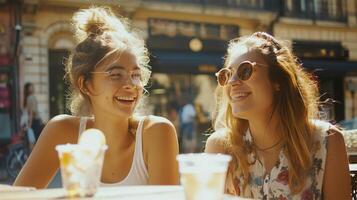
[254,137,283,152]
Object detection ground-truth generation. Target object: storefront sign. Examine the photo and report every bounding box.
[293,40,347,60]
[148,18,238,41]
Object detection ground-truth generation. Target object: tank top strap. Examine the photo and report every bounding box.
[134,116,147,157]
[131,116,149,183]
[78,117,88,141]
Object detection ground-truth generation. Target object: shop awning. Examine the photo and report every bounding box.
[149,51,225,74]
[302,59,357,73]
[149,52,357,74]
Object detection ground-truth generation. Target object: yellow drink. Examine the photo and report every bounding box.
[177,153,231,200]
[56,129,107,197]
[181,172,226,200]
[56,145,107,197]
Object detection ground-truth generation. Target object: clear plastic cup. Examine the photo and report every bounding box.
[176,153,231,200]
[56,144,107,198]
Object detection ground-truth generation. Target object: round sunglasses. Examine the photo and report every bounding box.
[215,61,269,86]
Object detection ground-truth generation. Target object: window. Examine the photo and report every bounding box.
[284,0,347,21]
[201,24,220,39]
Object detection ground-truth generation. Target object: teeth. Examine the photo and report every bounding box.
[232,92,249,99]
[236,92,249,97]
[116,96,135,101]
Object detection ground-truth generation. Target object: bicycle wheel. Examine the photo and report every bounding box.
[6,149,27,179]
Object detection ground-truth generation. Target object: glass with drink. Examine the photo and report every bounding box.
[176,153,231,200]
[56,129,107,198]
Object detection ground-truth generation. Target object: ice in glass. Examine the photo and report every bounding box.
[177,153,231,200]
[56,129,107,197]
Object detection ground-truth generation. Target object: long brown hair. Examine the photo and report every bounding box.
[65,6,151,116]
[212,32,320,194]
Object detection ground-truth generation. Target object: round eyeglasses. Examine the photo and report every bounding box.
[215,61,268,86]
[91,67,143,87]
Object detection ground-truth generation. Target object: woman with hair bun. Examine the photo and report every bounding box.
[205,32,350,199]
[14,7,179,188]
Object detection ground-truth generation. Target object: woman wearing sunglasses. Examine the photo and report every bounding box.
[206,32,350,199]
[14,7,179,188]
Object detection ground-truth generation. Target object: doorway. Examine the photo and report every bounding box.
[319,76,345,122]
[48,49,70,117]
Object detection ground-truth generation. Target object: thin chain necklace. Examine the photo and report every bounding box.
[253,136,283,152]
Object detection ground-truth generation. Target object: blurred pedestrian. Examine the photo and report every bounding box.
[179,94,196,153]
[206,32,350,199]
[14,6,179,189]
[23,82,42,143]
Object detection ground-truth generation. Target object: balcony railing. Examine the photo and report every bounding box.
[282,0,347,22]
[142,0,279,11]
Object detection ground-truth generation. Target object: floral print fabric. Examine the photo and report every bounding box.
[226,120,330,200]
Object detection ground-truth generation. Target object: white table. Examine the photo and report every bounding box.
[0,185,247,200]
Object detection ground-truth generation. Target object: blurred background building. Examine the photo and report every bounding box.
[0,0,357,151]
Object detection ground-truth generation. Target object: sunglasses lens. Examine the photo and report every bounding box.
[237,62,253,81]
[217,69,230,86]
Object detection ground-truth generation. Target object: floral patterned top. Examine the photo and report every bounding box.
[225,120,331,200]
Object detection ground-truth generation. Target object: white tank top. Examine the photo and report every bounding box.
[78,117,149,186]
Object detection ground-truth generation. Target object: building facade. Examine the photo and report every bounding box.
[274,0,357,122]
[5,0,357,129]
[0,0,21,142]
[17,0,279,123]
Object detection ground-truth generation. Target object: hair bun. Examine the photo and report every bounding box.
[72,7,127,42]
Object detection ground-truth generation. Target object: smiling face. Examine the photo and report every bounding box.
[225,47,276,119]
[86,49,143,118]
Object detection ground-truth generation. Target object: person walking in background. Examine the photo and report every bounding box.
[14,6,179,189]
[206,32,350,199]
[23,82,43,141]
[179,94,196,153]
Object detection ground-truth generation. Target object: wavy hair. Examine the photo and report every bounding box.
[65,6,151,116]
[212,32,320,194]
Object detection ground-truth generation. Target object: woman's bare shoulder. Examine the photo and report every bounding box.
[141,115,177,152]
[326,125,346,152]
[139,115,179,184]
[141,115,178,162]
[41,114,80,143]
[205,129,228,154]
[323,125,351,199]
[46,114,79,130]
[145,115,173,125]
[142,115,176,137]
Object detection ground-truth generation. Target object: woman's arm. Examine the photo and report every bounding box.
[323,127,351,200]
[13,115,77,188]
[144,116,179,185]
